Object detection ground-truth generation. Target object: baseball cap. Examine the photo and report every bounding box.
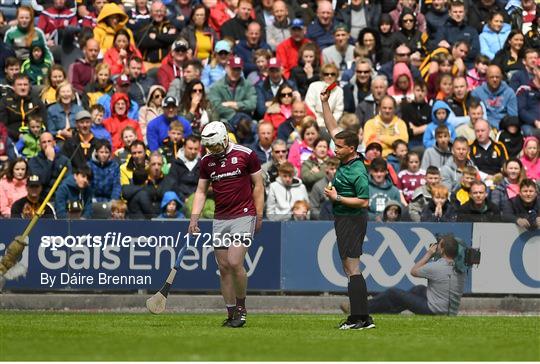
[290,18,304,29]
[27,174,42,187]
[162,95,179,108]
[333,22,350,33]
[75,110,92,121]
[268,57,281,69]
[68,200,83,213]
[116,74,130,87]
[214,40,231,53]
[172,39,189,52]
[228,56,244,68]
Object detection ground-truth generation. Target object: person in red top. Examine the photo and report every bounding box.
[103,93,143,152]
[37,0,77,46]
[276,18,311,79]
[189,121,264,329]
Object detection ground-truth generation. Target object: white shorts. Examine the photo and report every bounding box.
[212,216,256,249]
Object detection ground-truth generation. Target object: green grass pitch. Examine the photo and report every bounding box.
[1,312,538,361]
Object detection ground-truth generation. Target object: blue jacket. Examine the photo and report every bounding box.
[254,78,297,119]
[471,81,518,128]
[201,63,226,89]
[234,39,272,77]
[98,93,140,120]
[47,102,84,136]
[89,157,121,202]
[55,174,93,219]
[479,23,511,60]
[423,100,457,148]
[510,69,533,91]
[91,124,113,145]
[28,150,71,195]
[433,18,480,65]
[157,190,185,219]
[517,81,540,127]
[146,114,192,152]
[306,19,335,50]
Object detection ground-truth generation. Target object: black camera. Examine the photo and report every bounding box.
[464,247,481,266]
[434,233,481,269]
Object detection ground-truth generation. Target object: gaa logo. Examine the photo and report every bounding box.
[509,231,540,289]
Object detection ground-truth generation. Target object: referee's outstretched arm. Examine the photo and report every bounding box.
[320,90,340,141]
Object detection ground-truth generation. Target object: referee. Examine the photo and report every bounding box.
[320,90,375,330]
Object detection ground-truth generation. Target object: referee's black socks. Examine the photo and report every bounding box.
[348,274,369,322]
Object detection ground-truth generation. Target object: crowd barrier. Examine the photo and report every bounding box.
[0,220,538,295]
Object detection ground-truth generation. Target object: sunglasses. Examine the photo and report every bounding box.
[396,52,411,57]
[218,51,229,56]
[192,88,204,93]
[273,150,287,154]
[323,72,337,77]
[153,94,164,99]
[403,18,414,23]
[280,92,293,97]
[356,70,370,74]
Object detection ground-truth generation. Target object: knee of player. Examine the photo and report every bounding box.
[227,259,245,272]
[217,262,232,273]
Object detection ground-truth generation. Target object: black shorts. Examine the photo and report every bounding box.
[334,214,368,259]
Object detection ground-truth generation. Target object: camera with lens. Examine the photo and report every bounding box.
[433,233,481,272]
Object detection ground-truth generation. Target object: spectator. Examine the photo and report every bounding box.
[510,49,538,91]
[159,120,185,174]
[21,40,52,86]
[61,110,99,170]
[496,115,523,159]
[178,80,219,135]
[127,0,151,31]
[98,75,140,120]
[161,135,201,201]
[207,56,257,123]
[4,6,52,62]
[457,180,500,222]
[471,65,517,129]
[122,166,156,219]
[276,18,310,79]
[157,39,190,90]
[166,59,203,104]
[28,132,71,196]
[516,57,540,138]
[454,100,493,143]
[445,76,476,127]
[0,158,28,218]
[392,8,424,57]
[201,40,231,89]
[89,139,121,203]
[265,0,291,51]
[0,74,46,141]
[400,78,431,149]
[266,161,309,221]
[16,115,45,159]
[468,0,507,33]
[306,0,335,49]
[363,96,409,157]
[420,183,457,222]
[305,63,344,128]
[202,0,232,36]
[276,101,309,145]
[502,178,540,230]
[120,140,148,185]
[470,119,508,178]
[291,199,310,221]
[135,1,177,70]
[490,158,526,212]
[479,11,511,60]
[250,122,274,165]
[335,0,381,41]
[69,38,100,93]
[262,83,298,133]
[110,199,127,220]
[103,30,145,78]
[343,58,372,114]
[421,125,453,171]
[246,48,272,86]
[466,55,490,91]
[389,0,426,33]
[46,81,84,141]
[40,64,66,106]
[440,136,475,192]
[157,191,185,219]
[220,0,255,41]
[90,104,112,146]
[93,3,136,56]
[146,95,192,152]
[520,137,540,181]
[321,23,355,77]
[255,58,297,119]
[0,57,21,99]
[382,200,402,222]
[114,126,138,165]
[386,139,408,173]
[424,0,448,39]
[378,44,422,86]
[356,28,384,70]
[387,62,415,105]
[397,151,425,203]
[309,157,338,220]
[301,138,330,191]
[288,117,321,177]
[508,0,539,36]
[356,75,388,126]
[55,166,93,219]
[450,165,478,207]
[377,15,396,65]
[83,63,113,108]
[289,42,321,98]
[179,4,217,63]
[103,92,143,152]
[367,157,402,221]
[493,30,527,78]
[138,85,166,142]
[234,22,272,78]
[261,139,288,193]
[431,0,480,65]
[167,0,194,30]
[10,174,56,219]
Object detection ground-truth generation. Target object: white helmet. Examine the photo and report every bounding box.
[201,121,229,153]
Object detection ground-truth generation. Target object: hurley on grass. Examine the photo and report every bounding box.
[0,312,538,361]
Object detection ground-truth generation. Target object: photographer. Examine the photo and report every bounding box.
[368,234,466,316]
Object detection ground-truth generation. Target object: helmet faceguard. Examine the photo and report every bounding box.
[201,121,229,156]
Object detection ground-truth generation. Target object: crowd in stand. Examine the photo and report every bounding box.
[0,0,539,228]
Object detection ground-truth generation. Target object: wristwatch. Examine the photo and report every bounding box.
[336,195,343,203]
